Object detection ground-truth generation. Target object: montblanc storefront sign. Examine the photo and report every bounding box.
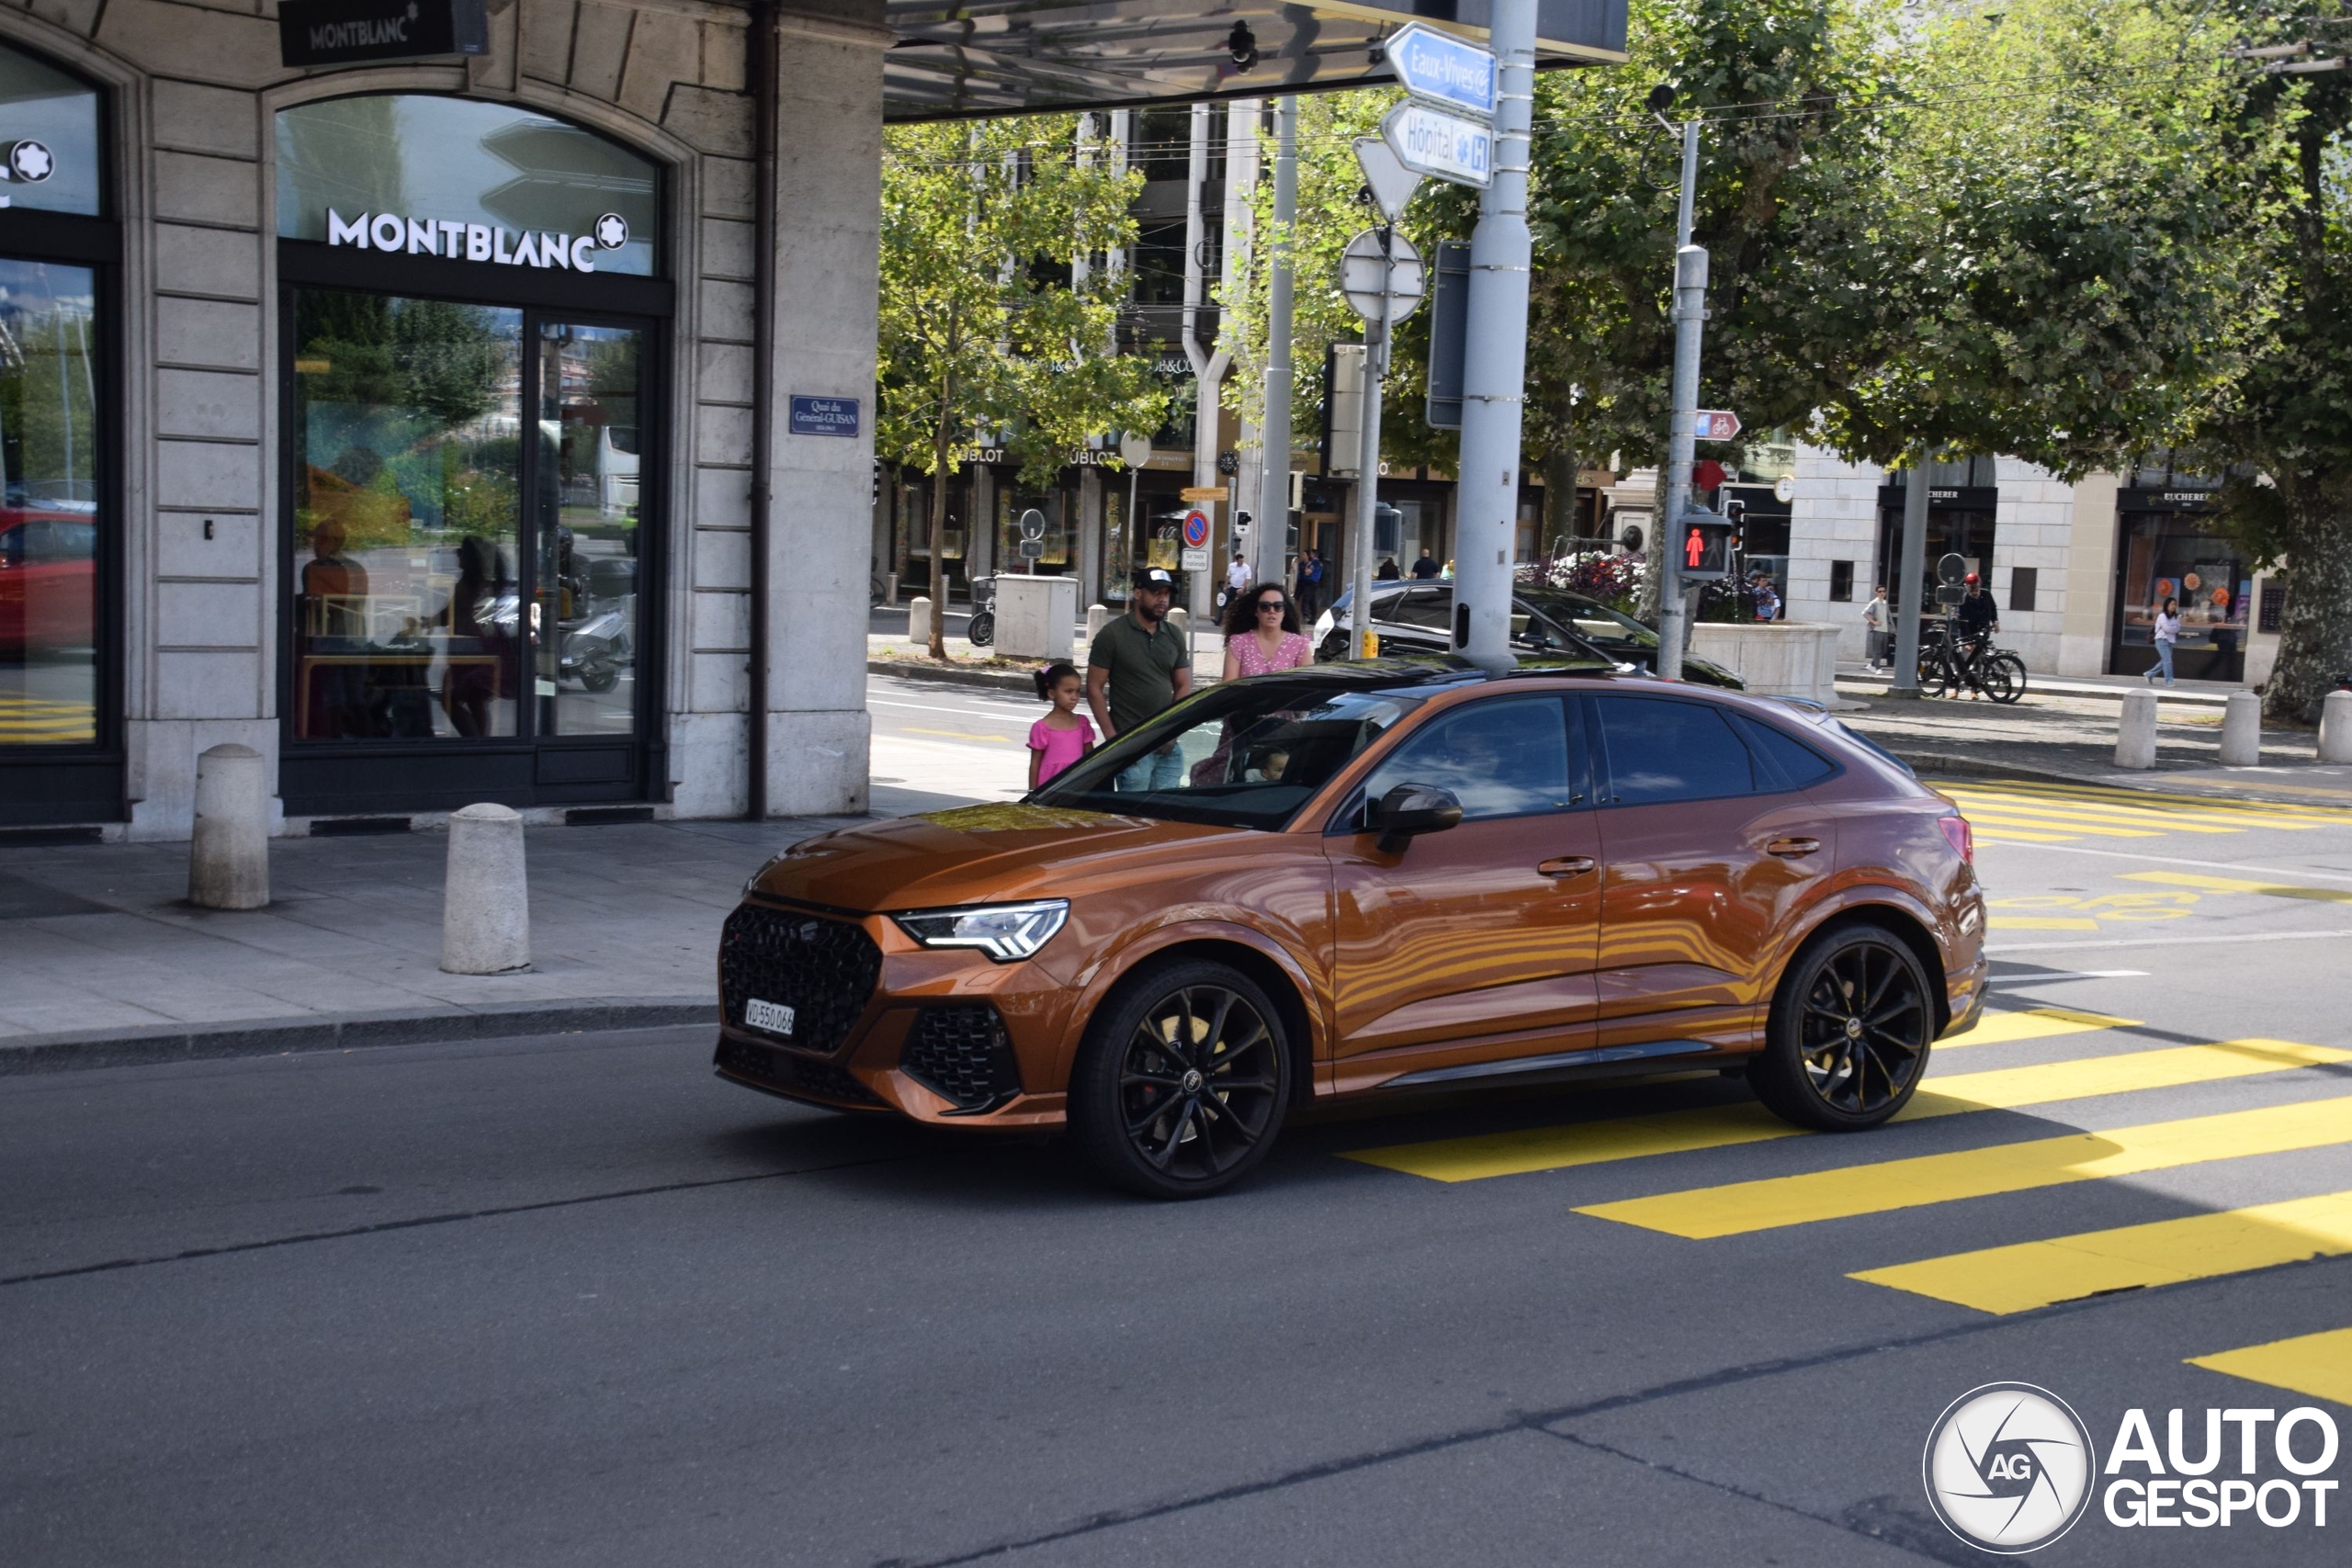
[322,208,628,271]
[279,0,488,67]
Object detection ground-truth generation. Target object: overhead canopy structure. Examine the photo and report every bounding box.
[883,0,1630,120]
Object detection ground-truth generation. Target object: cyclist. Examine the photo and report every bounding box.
[1954,573,2000,699]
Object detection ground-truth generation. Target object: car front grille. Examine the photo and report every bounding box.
[718,902,883,1055]
[901,1006,1023,1112]
[715,1036,886,1108]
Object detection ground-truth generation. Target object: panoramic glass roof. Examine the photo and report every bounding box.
[884,1,1629,120]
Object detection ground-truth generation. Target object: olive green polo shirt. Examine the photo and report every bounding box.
[1088,614,1188,736]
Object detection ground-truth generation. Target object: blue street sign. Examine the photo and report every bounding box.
[1387,22,1497,120]
[1182,509,1211,548]
[787,395,860,437]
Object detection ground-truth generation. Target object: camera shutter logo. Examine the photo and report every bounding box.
[1923,1383,2098,1553]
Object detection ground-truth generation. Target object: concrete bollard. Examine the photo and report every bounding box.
[2322,690,2352,764]
[1166,606,1191,648]
[441,803,531,975]
[2115,689,2159,771]
[2219,691,2263,766]
[1085,603,1111,641]
[906,595,933,645]
[188,742,268,909]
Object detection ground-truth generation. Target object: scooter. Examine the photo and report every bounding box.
[560,597,634,693]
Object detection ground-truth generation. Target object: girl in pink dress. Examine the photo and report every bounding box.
[1219,582,1314,681]
[1027,660,1094,789]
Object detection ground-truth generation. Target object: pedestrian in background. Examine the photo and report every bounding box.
[1221,551,1250,613]
[1409,547,1441,580]
[1087,567,1192,791]
[1220,583,1311,682]
[1027,660,1093,790]
[1862,583,1889,670]
[2149,595,2181,687]
[1376,557,1401,581]
[1295,548,1324,620]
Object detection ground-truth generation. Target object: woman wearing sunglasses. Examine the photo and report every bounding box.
[1219,582,1313,682]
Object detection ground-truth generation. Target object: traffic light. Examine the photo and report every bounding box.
[1676,509,1735,580]
[1724,497,1747,553]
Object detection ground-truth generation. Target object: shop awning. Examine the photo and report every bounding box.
[883,1,1629,120]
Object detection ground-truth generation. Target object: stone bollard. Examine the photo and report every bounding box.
[2115,689,2159,771]
[2219,691,2262,766]
[1085,603,1111,641]
[906,595,933,645]
[441,803,531,975]
[1166,606,1191,648]
[188,742,268,909]
[2322,690,2352,764]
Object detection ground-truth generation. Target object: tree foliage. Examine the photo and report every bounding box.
[876,118,1166,656]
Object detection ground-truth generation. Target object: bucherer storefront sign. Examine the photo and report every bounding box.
[322,208,628,271]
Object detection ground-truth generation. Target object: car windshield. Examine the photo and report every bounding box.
[1030,676,1432,829]
[1513,585,1659,650]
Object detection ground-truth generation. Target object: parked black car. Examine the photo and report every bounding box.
[1312,581,1746,690]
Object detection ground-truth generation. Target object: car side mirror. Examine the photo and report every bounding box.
[1371,783,1464,854]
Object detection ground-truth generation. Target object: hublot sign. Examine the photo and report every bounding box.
[278,0,488,67]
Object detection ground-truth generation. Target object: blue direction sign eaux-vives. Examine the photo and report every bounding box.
[1386,22,1497,119]
[787,395,860,437]
[1182,510,1212,548]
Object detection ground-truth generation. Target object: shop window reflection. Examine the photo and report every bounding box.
[0,260,100,747]
[536,320,642,737]
[291,290,523,740]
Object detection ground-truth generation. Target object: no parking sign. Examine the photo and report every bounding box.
[1182,510,1211,548]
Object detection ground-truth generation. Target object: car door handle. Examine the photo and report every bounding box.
[1766,837,1822,859]
[1538,856,1597,877]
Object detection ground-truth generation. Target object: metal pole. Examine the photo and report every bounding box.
[1255,96,1297,591]
[1654,120,1705,680]
[1351,239,1389,660]
[1891,447,1930,697]
[1451,0,1536,671]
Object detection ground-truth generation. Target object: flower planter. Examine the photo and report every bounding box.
[1687,622,1844,706]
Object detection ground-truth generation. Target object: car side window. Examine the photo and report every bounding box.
[1594,696,1754,806]
[1384,589,1450,630]
[1739,716,1837,788]
[1359,695,1575,823]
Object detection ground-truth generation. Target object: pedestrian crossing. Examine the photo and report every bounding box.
[1339,1005,2352,1397]
[1926,778,2350,846]
[0,692,95,744]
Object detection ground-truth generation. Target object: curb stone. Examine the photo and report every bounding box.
[0,998,718,1077]
[867,658,1036,694]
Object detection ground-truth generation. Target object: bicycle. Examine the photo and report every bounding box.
[1919,617,2025,704]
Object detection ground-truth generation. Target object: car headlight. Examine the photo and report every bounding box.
[892,899,1069,962]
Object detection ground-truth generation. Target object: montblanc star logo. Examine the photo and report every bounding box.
[8,141,54,184]
[594,212,628,250]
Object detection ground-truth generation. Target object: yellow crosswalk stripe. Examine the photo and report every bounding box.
[1936,780,2342,829]
[1972,829,2083,844]
[2188,1326,2352,1407]
[1940,794,2238,835]
[1960,813,2164,840]
[2119,870,2352,907]
[1989,916,2101,931]
[1942,1007,2137,1047]
[1851,1192,2352,1314]
[1573,1093,2352,1238]
[1342,1030,2320,1184]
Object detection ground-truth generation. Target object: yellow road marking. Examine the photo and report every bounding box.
[1940,795,2238,835]
[2119,870,2352,906]
[1573,1093,2352,1238]
[1854,1193,2352,1315]
[1942,1007,2136,1048]
[2188,1326,2352,1407]
[902,727,1012,743]
[1973,829,2083,845]
[1960,813,2163,840]
[1989,916,2101,931]
[1936,780,2341,828]
[1344,1031,2324,1185]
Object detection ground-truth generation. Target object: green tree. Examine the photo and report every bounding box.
[876,118,1167,660]
[2191,6,2352,723]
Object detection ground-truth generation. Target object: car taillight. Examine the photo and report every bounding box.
[1939,814,1973,863]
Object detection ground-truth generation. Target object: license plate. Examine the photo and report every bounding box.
[745,998,796,1037]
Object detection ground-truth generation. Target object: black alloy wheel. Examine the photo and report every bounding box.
[1070,960,1291,1198]
[1750,923,1933,1130]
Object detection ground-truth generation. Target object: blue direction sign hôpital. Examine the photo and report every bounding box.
[1386,22,1497,119]
[1381,102,1493,190]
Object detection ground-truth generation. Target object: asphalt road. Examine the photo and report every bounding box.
[6,779,2352,1565]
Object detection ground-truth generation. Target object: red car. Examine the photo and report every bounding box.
[0,508,96,656]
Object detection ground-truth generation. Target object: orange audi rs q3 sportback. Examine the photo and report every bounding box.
[716,660,1986,1198]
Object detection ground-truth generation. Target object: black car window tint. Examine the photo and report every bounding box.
[1739,716,1837,789]
[1360,695,1573,823]
[1596,696,1755,805]
[1385,589,1451,630]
